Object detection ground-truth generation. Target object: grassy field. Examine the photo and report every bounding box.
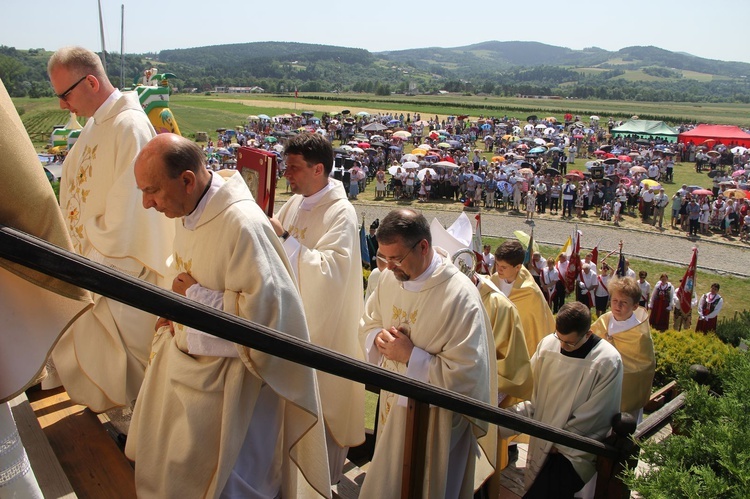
[16,93,750,150]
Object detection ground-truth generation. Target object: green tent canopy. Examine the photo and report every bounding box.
[611,119,679,143]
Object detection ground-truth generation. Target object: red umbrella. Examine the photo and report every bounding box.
[691,189,713,196]
[594,149,607,156]
[566,170,585,181]
[357,142,371,149]
[618,155,631,162]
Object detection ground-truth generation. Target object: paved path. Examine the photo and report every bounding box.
[346,202,749,277]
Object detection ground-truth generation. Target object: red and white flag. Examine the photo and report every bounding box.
[473,214,486,273]
[677,247,698,314]
[564,227,582,294]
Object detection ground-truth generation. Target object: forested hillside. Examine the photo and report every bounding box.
[2,40,750,103]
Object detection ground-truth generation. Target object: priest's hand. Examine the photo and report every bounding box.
[375,327,414,364]
[173,272,197,296]
[268,216,284,237]
[155,317,175,336]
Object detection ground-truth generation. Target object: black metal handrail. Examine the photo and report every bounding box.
[0,225,619,459]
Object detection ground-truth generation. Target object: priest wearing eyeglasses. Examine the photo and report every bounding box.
[359,208,497,498]
[500,302,623,499]
[44,46,174,417]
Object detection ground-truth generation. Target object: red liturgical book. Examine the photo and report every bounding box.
[236,147,278,216]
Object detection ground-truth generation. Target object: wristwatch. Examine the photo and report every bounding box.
[281,230,290,241]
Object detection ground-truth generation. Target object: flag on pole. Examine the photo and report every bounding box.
[523,228,535,270]
[615,242,626,277]
[564,228,581,293]
[590,238,600,267]
[677,247,698,314]
[472,214,486,273]
[295,86,298,99]
[359,216,370,266]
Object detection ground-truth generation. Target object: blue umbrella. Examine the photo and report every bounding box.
[258,114,271,120]
[529,147,547,154]
[481,124,492,130]
[467,174,485,183]
[549,147,563,152]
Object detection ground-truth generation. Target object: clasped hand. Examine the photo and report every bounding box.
[375,326,414,364]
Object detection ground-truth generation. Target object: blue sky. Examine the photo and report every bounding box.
[3,0,749,64]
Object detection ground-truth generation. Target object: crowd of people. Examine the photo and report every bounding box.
[210,106,750,241]
[0,45,739,499]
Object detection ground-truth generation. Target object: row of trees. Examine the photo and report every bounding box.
[3,45,750,104]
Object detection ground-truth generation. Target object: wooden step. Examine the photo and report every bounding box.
[26,387,136,498]
[8,392,76,498]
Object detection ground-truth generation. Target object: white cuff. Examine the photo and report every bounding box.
[184,284,238,358]
[364,328,382,365]
[398,347,431,407]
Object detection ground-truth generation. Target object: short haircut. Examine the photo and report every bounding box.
[48,46,107,81]
[607,277,641,305]
[284,132,334,175]
[160,136,206,178]
[494,240,524,267]
[639,271,647,278]
[377,209,431,248]
[711,283,720,290]
[556,302,591,336]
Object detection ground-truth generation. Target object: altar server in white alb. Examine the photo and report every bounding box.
[44,46,174,413]
[0,77,92,499]
[501,302,623,498]
[270,132,365,484]
[359,208,497,498]
[126,134,330,498]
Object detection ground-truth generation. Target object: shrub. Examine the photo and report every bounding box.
[625,350,750,498]
[652,329,731,388]
[715,310,750,347]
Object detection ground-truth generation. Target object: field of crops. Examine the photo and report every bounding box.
[15,92,750,149]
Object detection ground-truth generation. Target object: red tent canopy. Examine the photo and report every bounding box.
[678,124,750,148]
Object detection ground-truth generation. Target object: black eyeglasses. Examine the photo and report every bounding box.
[553,331,589,349]
[55,75,88,101]
[376,240,420,268]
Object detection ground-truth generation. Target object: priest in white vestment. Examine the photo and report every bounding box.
[501,302,623,497]
[360,209,497,498]
[45,46,174,413]
[126,134,330,498]
[0,77,92,499]
[270,132,365,483]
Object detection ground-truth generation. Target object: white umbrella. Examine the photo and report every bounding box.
[401,161,420,170]
[433,160,459,169]
[388,166,405,175]
[351,147,364,154]
[535,123,546,129]
[393,131,412,139]
[417,168,437,181]
[533,138,546,145]
[590,115,600,121]
[402,153,419,162]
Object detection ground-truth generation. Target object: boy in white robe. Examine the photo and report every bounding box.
[126,134,330,498]
[360,209,497,498]
[45,46,174,413]
[591,277,655,422]
[501,302,623,498]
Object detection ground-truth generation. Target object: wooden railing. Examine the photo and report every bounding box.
[0,225,686,497]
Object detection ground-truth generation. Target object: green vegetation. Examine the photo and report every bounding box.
[625,350,750,498]
[651,330,731,387]
[5,41,750,104]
